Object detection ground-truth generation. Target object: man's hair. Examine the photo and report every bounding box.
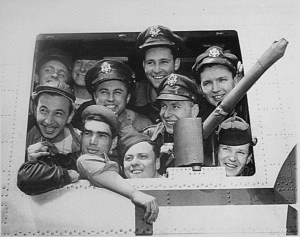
[83,114,113,137]
[149,141,160,159]
[198,64,236,83]
[33,92,74,116]
[142,45,179,62]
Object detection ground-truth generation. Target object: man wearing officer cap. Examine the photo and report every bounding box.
[18,81,81,195]
[73,59,152,133]
[217,115,257,176]
[77,105,159,224]
[192,46,245,121]
[118,131,163,179]
[143,73,200,173]
[133,25,184,123]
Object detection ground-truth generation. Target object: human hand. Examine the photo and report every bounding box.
[27,142,50,161]
[131,190,159,224]
[160,143,174,155]
[67,170,80,183]
[235,61,244,83]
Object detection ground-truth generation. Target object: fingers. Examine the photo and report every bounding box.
[28,151,50,161]
[143,201,159,224]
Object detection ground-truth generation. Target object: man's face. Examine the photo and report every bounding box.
[143,47,179,89]
[93,80,130,116]
[36,60,71,85]
[72,60,97,87]
[35,93,72,143]
[123,142,159,179]
[218,143,252,177]
[81,120,113,156]
[200,65,236,107]
[160,100,198,134]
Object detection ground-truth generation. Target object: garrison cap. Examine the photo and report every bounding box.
[192,46,238,82]
[32,81,75,103]
[85,59,134,95]
[218,116,254,146]
[36,48,73,74]
[136,25,183,52]
[156,74,200,103]
[117,131,152,160]
[81,105,120,138]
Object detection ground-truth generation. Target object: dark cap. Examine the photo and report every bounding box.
[192,46,238,80]
[36,48,73,74]
[218,116,254,146]
[32,81,75,103]
[85,59,134,95]
[136,25,183,52]
[156,74,200,103]
[81,105,120,138]
[117,131,152,160]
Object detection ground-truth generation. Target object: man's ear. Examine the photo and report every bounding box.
[191,104,199,117]
[93,92,97,103]
[126,93,131,104]
[246,153,253,164]
[34,73,39,84]
[67,107,75,124]
[155,157,161,171]
[142,60,146,70]
[174,58,180,71]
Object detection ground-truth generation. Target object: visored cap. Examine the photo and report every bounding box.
[85,59,134,95]
[32,81,75,103]
[156,74,200,103]
[136,25,183,52]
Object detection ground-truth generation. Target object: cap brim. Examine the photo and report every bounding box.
[200,58,235,70]
[156,93,191,101]
[32,86,75,102]
[139,41,175,49]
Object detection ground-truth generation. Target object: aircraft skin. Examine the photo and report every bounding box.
[1,0,299,236]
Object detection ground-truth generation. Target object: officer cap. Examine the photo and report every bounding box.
[156,74,200,103]
[85,59,134,95]
[36,48,73,74]
[81,105,120,138]
[192,46,238,81]
[218,116,255,146]
[117,131,152,160]
[136,25,183,53]
[32,81,75,103]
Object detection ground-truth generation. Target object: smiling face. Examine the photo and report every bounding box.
[218,143,252,177]
[93,80,130,116]
[143,47,180,90]
[36,60,71,85]
[81,120,113,156]
[35,93,73,143]
[72,60,97,87]
[200,65,236,107]
[159,100,199,134]
[123,142,159,179]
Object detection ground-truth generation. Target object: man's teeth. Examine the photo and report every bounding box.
[166,121,175,126]
[45,127,55,132]
[153,76,164,79]
[105,105,116,109]
[213,95,223,99]
[225,163,236,168]
[132,170,143,174]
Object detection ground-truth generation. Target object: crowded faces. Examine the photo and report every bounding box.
[18,81,81,195]
[217,116,256,176]
[34,48,73,86]
[192,46,241,121]
[143,73,200,173]
[77,105,159,224]
[134,25,183,123]
[118,132,162,178]
[72,56,98,108]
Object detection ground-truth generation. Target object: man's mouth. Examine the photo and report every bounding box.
[43,126,56,134]
[152,75,165,80]
[105,104,117,110]
[165,120,176,127]
[225,163,237,169]
[77,74,85,79]
[86,147,100,154]
[131,169,143,174]
[212,94,225,101]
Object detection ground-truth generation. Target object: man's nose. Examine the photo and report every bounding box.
[52,73,58,78]
[107,93,114,101]
[212,81,221,92]
[163,107,173,118]
[131,156,140,166]
[80,64,86,72]
[153,63,162,73]
[228,153,237,162]
[90,134,98,145]
[44,113,54,124]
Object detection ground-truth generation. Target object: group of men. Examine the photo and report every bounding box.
[17,25,257,224]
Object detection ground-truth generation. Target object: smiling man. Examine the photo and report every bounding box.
[133,25,183,123]
[217,116,256,177]
[143,73,200,173]
[118,132,163,178]
[77,105,159,224]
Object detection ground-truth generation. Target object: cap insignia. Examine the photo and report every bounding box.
[149,26,161,37]
[209,47,220,58]
[100,62,112,73]
[167,74,178,86]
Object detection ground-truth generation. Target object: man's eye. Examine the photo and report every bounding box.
[39,108,47,114]
[161,60,169,64]
[55,112,64,117]
[58,73,66,79]
[202,81,211,86]
[83,131,91,136]
[146,61,154,66]
[139,155,148,160]
[124,156,132,161]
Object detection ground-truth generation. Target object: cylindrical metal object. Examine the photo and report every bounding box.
[173,118,204,167]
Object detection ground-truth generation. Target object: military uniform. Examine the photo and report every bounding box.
[133,25,184,123]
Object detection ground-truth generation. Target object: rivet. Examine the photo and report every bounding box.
[168,201,170,204]
[228,200,231,203]
[227,191,230,194]
[227,196,230,198]
[120,229,123,232]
